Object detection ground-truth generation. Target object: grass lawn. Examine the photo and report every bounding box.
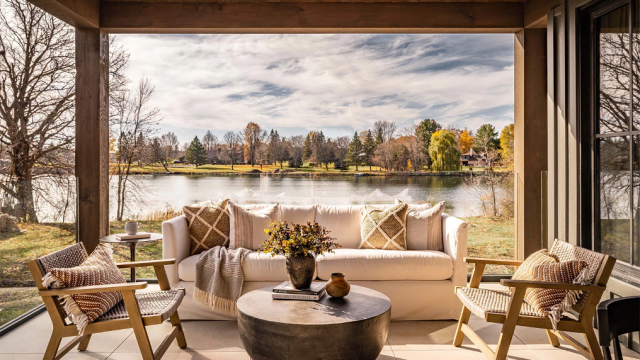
[0,216,514,326]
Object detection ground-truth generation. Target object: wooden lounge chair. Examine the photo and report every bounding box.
[28,243,187,360]
[453,239,616,360]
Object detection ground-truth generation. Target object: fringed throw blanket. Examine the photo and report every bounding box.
[194,246,251,315]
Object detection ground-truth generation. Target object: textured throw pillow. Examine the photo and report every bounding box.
[183,199,230,255]
[359,202,409,250]
[42,244,126,335]
[512,249,558,282]
[228,201,279,250]
[404,201,445,251]
[524,260,589,328]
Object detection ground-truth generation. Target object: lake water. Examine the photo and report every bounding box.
[120,174,489,218]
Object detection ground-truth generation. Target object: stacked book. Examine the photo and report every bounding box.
[115,232,151,240]
[272,281,326,301]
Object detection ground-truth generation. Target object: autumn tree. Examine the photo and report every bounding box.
[150,137,170,172]
[429,130,461,171]
[223,131,243,170]
[415,119,441,169]
[344,132,364,170]
[459,128,474,154]
[203,130,219,151]
[333,136,350,170]
[398,135,424,171]
[289,135,304,168]
[186,136,208,167]
[160,132,179,160]
[244,122,266,166]
[499,124,515,168]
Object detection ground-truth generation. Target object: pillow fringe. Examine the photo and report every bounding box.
[42,272,90,335]
[547,266,591,331]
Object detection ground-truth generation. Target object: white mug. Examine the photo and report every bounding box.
[125,222,139,235]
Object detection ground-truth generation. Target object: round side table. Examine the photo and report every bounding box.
[237,285,391,360]
[99,233,162,282]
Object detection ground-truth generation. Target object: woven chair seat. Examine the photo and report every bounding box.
[456,287,544,319]
[97,289,184,322]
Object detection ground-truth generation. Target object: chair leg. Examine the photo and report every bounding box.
[122,290,155,360]
[612,338,623,360]
[453,306,471,347]
[78,334,92,351]
[584,326,604,360]
[494,288,525,360]
[602,345,613,360]
[170,312,187,348]
[43,334,61,360]
[546,329,560,347]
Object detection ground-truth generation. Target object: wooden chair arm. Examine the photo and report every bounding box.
[501,279,606,292]
[464,257,523,266]
[40,282,148,296]
[116,259,176,268]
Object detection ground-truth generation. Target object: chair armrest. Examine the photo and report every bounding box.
[163,215,190,287]
[117,259,176,268]
[442,214,467,288]
[40,282,147,296]
[464,257,523,266]
[500,279,606,292]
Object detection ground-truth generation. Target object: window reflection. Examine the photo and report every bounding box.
[599,4,630,134]
[599,136,631,262]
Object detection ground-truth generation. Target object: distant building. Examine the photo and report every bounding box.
[460,149,488,167]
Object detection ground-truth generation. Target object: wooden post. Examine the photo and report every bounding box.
[514,28,548,260]
[76,29,109,252]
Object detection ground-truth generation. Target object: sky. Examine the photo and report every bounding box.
[114,34,514,143]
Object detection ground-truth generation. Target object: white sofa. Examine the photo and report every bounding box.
[162,204,467,321]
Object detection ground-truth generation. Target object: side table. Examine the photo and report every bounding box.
[99,233,163,282]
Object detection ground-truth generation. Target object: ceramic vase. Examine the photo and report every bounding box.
[286,254,316,289]
[326,272,351,298]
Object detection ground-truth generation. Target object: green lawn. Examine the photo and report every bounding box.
[0,216,514,326]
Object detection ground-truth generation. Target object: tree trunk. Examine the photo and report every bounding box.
[10,142,39,222]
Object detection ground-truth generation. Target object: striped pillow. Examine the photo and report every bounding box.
[512,249,558,282]
[524,260,589,328]
[42,244,126,335]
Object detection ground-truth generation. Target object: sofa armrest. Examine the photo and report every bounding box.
[442,213,468,288]
[162,215,190,287]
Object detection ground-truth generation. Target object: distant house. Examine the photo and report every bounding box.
[460,149,487,167]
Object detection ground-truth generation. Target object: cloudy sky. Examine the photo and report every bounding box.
[114,34,514,143]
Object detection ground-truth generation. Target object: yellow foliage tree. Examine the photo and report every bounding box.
[499,123,515,168]
[459,128,474,154]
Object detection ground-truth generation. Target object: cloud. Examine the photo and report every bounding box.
[113,34,514,141]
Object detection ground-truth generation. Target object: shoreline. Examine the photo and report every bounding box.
[114,168,509,177]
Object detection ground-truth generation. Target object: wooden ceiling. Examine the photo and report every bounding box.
[28,0,558,33]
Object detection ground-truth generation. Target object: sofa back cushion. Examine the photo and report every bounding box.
[405,201,445,251]
[315,205,363,249]
[277,204,316,224]
[229,202,278,250]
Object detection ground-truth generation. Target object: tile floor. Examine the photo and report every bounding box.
[2,284,640,360]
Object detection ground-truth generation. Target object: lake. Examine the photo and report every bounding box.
[119,174,493,218]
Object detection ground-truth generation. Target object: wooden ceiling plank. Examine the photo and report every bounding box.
[27,0,99,28]
[524,0,560,28]
[100,2,524,33]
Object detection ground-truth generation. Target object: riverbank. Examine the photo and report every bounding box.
[113,163,510,176]
[0,216,513,325]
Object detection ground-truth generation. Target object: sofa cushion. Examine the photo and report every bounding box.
[277,204,316,224]
[179,252,289,282]
[316,249,453,281]
[359,203,409,250]
[228,202,278,250]
[315,205,362,249]
[405,201,445,251]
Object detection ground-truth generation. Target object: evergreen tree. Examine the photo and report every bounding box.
[303,132,314,161]
[185,136,208,167]
[363,130,376,170]
[346,131,364,171]
[375,128,384,146]
[415,119,441,169]
[428,130,461,171]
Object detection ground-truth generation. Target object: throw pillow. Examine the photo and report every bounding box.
[42,244,127,335]
[512,249,558,282]
[359,202,409,250]
[524,260,589,328]
[183,199,231,255]
[228,201,279,250]
[404,201,445,251]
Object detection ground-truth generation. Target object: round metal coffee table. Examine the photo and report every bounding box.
[237,285,391,360]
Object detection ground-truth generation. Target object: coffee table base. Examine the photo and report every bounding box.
[238,308,390,360]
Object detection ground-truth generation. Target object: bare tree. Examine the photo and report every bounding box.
[223,131,242,170]
[203,130,219,151]
[244,122,266,166]
[110,78,161,221]
[373,120,397,143]
[160,132,179,160]
[289,135,304,168]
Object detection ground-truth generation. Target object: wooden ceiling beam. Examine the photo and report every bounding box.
[27,0,99,28]
[524,0,560,28]
[100,1,524,34]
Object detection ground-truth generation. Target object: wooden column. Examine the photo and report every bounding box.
[514,28,548,259]
[76,29,109,252]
